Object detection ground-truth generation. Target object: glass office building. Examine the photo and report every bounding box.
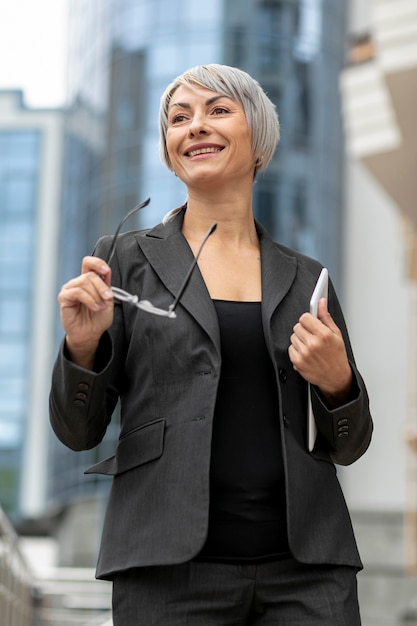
[49,0,348,560]
[0,127,40,515]
[61,0,347,265]
[0,91,64,522]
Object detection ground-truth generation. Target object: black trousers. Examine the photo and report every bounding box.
[112,558,361,625]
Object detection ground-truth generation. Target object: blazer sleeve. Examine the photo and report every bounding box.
[49,332,117,450]
[309,279,373,466]
[49,236,126,451]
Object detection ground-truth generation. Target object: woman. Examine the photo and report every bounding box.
[50,64,373,625]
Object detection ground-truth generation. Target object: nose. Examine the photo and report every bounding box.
[188,113,209,137]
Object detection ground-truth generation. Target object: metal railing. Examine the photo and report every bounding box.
[36,566,112,626]
[0,504,114,626]
[0,506,36,626]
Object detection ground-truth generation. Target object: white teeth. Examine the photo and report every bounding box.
[188,147,221,157]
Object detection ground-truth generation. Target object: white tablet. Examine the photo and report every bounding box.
[310,268,328,317]
[307,268,328,451]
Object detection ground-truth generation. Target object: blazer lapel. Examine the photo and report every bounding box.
[257,221,298,324]
[135,211,221,354]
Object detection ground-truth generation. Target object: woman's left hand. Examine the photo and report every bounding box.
[288,299,352,408]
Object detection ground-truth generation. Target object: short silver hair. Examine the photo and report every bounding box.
[159,64,280,177]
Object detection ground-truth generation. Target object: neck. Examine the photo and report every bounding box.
[182,186,258,248]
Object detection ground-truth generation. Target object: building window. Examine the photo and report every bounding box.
[254,180,277,233]
[257,0,285,70]
[293,0,322,62]
[229,25,247,68]
[293,60,311,145]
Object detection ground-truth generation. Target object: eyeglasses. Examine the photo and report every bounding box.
[104,198,217,319]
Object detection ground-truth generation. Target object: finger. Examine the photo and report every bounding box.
[289,330,306,354]
[289,329,314,365]
[292,318,320,347]
[288,342,310,378]
[296,311,323,335]
[81,256,112,285]
[288,344,297,368]
[59,285,106,313]
[83,270,114,302]
[317,299,339,334]
[59,275,113,311]
[63,272,110,300]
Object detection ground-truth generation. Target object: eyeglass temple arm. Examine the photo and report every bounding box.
[105,197,151,266]
[169,223,217,314]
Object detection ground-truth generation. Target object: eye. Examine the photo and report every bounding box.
[212,106,229,115]
[170,113,188,125]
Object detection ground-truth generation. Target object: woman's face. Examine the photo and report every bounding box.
[165,84,255,190]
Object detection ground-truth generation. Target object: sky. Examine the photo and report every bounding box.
[0,0,371,110]
[0,0,69,108]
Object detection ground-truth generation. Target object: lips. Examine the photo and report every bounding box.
[185,144,224,158]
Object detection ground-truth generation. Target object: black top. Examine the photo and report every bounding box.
[197,300,290,562]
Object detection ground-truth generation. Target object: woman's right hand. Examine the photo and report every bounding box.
[58,256,114,369]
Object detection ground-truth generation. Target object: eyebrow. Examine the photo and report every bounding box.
[169,94,231,110]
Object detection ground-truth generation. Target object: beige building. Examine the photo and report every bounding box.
[341,1,417,624]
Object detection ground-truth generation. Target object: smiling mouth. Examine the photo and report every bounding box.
[186,147,223,157]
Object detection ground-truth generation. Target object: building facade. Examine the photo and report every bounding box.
[0,91,64,520]
[48,0,349,565]
[341,0,417,623]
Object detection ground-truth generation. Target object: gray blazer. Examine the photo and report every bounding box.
[50,210,373,580]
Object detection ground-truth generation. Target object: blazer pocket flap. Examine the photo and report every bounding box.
[116,418,165,475]
[84,455,117,476]
[84,418,166,476]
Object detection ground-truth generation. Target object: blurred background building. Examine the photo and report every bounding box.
[0,0,416,624]
[0,90,63,519]
[341,0,417,623]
